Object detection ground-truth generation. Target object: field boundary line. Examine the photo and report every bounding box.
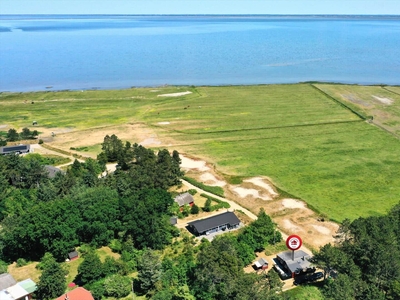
[369,122,400,139]
[41,144,88,160]
[310,84,367,120]
[382,86,400,97]
[169,119,363,135]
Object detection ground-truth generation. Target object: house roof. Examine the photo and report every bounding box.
[277,250,310,262]
[0,275,35,300]
[68,251,79,259]
[277,250,312,273]
[0,290,13,300]
[18,278,37,294]
[0,145,30,154]
[44,165,64,178]
[254,257,268,268]
[174,192,194,206]
[56,287,94,300]
[188,211,240,233]
[170,216,178,225]
[0,273,17,290]
[6,284,29,299]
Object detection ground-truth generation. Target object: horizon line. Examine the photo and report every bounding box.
[1,13,400,16]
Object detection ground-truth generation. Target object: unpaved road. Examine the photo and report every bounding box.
[181,179,312,256]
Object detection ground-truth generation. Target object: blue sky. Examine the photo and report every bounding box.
[1,0,399,15]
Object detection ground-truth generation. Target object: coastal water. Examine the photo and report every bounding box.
[0,15,399,92]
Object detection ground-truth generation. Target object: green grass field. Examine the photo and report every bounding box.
[283,285,324,299]
[1,84,399,221]
[0,86,197,129]
[144,84,400,221]
[314,84,400,136]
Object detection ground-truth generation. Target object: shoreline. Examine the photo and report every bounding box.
[1,81,399,94]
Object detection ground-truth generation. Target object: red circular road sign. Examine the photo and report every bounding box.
[286,235,302,251]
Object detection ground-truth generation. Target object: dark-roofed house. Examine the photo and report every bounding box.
[275,250,314,279]
[187,211,240,236]
[68,251,79,261]
[44,165,64,178]
[0,145,30,155]
[174,192,194,207]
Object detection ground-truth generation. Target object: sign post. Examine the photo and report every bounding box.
[286,234,302,260]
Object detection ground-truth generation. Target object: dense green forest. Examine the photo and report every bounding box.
[311,205,400,300]
[0,134,399,299]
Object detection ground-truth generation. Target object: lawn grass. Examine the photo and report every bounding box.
[2,84,400,221]
[64,258,82,288]
[263,241,288,256]
[97,246,121,262]
[8,261,41,283]
[283,285,324,299]
[71,143,102,154]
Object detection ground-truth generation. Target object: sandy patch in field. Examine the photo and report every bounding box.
[283,220,303,233]
[232,186,271,200]
[140,137,162,146]
[200,173,226,187]
[372,95,393,105]
[157,91,192,97]
[0,124,8,129]
[45,123,164,158]
[244,177,278,197]
[312,225,332,235]
[180,155,210,171]
[281,199,306,209]
[157,121,170,125]
[341,94,371,107]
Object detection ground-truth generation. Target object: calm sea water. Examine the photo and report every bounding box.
[0,15,399,92]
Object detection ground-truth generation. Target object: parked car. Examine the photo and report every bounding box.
[294,272,324,285]
[309,272,323,281]
[294,276,308,285]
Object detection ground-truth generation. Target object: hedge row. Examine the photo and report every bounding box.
[183,176,224,197]
[200,193,230,211]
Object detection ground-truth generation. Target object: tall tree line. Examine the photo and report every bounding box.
[0,135,183,262]
[312,203,400,300]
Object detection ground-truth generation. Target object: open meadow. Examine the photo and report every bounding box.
[314,84,400,136]
[1,83,399,222]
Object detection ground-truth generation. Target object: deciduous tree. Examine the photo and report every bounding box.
[104,274,132,298]
[77,251,103,285]
[35,253,67,300]
[6,128,19,141]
